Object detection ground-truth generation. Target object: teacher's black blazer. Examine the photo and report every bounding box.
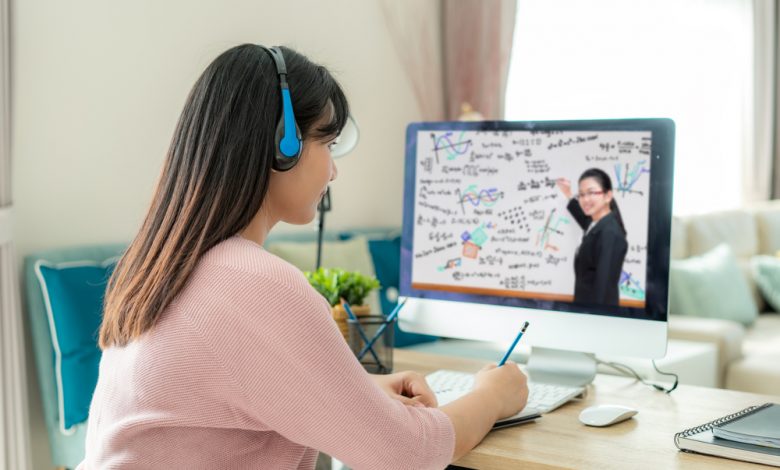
[566,199,628,306]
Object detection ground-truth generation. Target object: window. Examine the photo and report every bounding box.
[505,0,753,215]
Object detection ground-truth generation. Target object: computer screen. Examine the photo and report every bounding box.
[399,119,674,358]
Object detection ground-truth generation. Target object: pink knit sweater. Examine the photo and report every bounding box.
[77,236,455,469]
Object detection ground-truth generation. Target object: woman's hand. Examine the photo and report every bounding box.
[372,371,438,408]
[556,177,573,199]
[440,362,529,461]
[473,362,529,420]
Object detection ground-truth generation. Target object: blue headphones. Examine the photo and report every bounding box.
[259,45,303,171]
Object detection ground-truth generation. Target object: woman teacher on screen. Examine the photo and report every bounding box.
[556,169,628,306]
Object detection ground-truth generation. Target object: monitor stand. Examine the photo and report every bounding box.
[526,347,597,387]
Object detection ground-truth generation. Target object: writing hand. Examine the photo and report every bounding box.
[556,177,572,199]
[372,371,438,408]
[473,362,528,420]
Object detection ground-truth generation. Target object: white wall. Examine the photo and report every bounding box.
[12,0,421,258]
[11,1,421,467]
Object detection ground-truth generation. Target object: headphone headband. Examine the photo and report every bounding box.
[260,46,288,79]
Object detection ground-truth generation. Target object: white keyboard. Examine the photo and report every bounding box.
[427,369,584,414]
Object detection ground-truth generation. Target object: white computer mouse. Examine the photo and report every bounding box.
[578,404,638,427]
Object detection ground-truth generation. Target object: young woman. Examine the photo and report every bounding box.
[556,168,628,306]
[77,44,528,470]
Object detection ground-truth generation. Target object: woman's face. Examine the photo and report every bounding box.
[578,177,613,218]
[266,124,338,225]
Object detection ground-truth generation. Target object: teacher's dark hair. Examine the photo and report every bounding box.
[100,44,349,349]
[579,168,627,236]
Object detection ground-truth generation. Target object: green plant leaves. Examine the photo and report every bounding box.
[304,267,381,307]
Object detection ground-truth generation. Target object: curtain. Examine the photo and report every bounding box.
[0,0,32,467]
[382,0,517,121]
[381,0,447,120]
[750,0,776,201]
[770,0,780,199]
[441,0,516,120]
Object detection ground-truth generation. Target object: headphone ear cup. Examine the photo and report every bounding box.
[272,118,302,171]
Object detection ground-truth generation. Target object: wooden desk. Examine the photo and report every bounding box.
[395,349,780,470]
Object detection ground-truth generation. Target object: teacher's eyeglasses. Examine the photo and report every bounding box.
[576,190,605,200]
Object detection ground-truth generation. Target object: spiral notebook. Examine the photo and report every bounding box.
[675,403,780,467]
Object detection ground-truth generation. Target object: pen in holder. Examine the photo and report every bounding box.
[347,315,396,374]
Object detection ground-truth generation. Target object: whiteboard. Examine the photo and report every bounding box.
[410,129,651,307]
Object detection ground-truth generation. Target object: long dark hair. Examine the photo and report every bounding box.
[100,44,349,349]
[579,168,626,236]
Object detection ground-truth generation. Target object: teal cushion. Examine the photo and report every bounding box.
[34,259,116,433]
[368,236,439,347]
[752,255,780,312]
[669,244,758,326]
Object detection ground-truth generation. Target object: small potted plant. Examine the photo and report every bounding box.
[304,267,381,342]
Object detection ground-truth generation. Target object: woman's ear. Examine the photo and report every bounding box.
[605,190,614,204]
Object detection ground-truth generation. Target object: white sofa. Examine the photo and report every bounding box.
[668,200,780,394]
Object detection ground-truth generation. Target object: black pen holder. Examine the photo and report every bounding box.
[347,315,395,374]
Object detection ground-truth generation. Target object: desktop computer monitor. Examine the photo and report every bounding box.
[399,119,674,385]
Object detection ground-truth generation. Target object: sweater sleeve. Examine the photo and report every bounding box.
[189,262,455,470]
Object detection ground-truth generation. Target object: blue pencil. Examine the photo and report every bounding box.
[341,299,384,367]
[357,298,408,360]
[498,321,530,366]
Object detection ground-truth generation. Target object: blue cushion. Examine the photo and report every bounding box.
[368,236,439,347]
[34,259,116,433]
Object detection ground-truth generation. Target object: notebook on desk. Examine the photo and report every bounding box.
[712,403,780,448]
[675,403,780,467]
